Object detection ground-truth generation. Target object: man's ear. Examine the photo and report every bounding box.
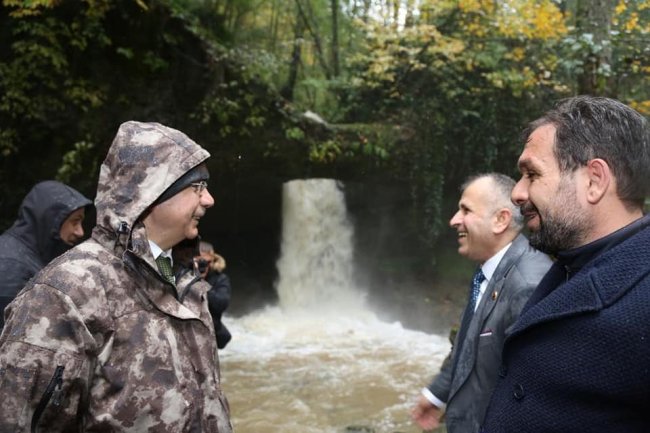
[585,158,611,204]
[493,208,512,235]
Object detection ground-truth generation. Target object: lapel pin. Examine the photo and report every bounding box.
[491,291,498,301]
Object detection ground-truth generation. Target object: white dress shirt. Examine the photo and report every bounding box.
[148,240,173,266]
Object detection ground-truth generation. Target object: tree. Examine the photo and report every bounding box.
[331,0,340,76]
[341,0,570,246]
[0,0,309,226]
[282,3,305,100]
[575,0,615,95]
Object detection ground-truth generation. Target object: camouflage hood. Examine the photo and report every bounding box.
[0,122,233,433]
[94,121,210,240]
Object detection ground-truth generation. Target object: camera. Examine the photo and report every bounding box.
[196,258,210,274]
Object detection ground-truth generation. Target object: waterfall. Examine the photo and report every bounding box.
[275,178,366,312]
[218,178,451,433]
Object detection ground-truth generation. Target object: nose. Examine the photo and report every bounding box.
[511,177,528,206]
[74,223,84,238]
[449,210,462,228]
[201,188,215,208]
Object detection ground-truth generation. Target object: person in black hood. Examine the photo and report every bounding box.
[195,240,233,349]
[0,180,92,330]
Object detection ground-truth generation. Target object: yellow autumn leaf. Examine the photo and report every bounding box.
[625,12,639,32]
[458,0,484,13]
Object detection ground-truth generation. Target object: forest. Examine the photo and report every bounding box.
[1,0,649,312]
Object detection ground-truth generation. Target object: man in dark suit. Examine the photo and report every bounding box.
[412,173,552,433]
[481,96,650,432]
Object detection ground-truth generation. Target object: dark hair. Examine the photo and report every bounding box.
[523,95,650,209]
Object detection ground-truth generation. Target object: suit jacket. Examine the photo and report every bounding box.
[481,216,650,433]
[428,234,552,433]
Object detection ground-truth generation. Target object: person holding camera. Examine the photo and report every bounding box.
[195,240,232,349]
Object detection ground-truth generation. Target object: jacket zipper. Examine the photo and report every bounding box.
[179,272,202,302]
[564,265,572,282]
[31,365,64,433]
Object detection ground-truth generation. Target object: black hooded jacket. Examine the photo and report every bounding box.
[0,181,91,330]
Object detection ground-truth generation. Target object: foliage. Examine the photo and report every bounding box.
[337,0,649,251]
[56,139,98,186]
[339,0,571,246]
[0,0,310,226]
[0,0,114,222]
[1,0,649,274]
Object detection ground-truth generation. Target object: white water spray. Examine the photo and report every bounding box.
[275,179,366,312]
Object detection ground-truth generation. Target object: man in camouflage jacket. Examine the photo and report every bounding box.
[0,121,233,432]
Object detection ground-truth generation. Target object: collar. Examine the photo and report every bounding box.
[148,239,173,265]
[510,216,650,338]
[555,214,650,279]
[480,242,512,282]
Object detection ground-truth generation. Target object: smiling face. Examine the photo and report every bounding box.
[449,177,500,263]
[511,123,591,254]
[143,183,215,250]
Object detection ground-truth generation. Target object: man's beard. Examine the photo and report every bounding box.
[528,212,589,255]
[526,179,590,255]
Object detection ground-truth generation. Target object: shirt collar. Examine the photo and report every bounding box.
[480,242,512,281]
[148,240,173,265]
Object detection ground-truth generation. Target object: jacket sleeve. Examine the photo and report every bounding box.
[503,257,550,333]
[504,277,536,332]
[206,273,231,322]
[206,273,232,349]
[426,325,460,403]
[0,258,36,329]
[0,284,93,432]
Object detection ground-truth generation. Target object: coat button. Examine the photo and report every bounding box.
[513,383,525,400]
[498,364,507,377]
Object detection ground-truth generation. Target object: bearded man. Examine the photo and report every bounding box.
[481,96,650,433]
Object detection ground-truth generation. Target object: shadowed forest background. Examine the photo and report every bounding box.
[1,0,649,332]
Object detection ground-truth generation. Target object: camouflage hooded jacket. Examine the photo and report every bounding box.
[0,122,233,433]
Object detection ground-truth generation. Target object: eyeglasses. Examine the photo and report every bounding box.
[190,181,208,194]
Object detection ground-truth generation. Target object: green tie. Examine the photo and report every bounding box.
[155,255,175,285]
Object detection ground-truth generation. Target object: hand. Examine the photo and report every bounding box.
[411,394,443,431]
[193,256,210,279]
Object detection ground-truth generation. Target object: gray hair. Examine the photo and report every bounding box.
[199,240,214,254]
[461,173,524,231]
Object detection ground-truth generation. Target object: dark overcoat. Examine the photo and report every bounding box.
[481,216,650,433]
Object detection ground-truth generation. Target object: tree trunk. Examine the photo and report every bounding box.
[269,0,280,53]
[295,0,331,79]
[392,0,399,26]
[362,0,371,23]
[281,9,304,101]
[575,0,614,96]
[331,0,340,76]
[405,0,415,27]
